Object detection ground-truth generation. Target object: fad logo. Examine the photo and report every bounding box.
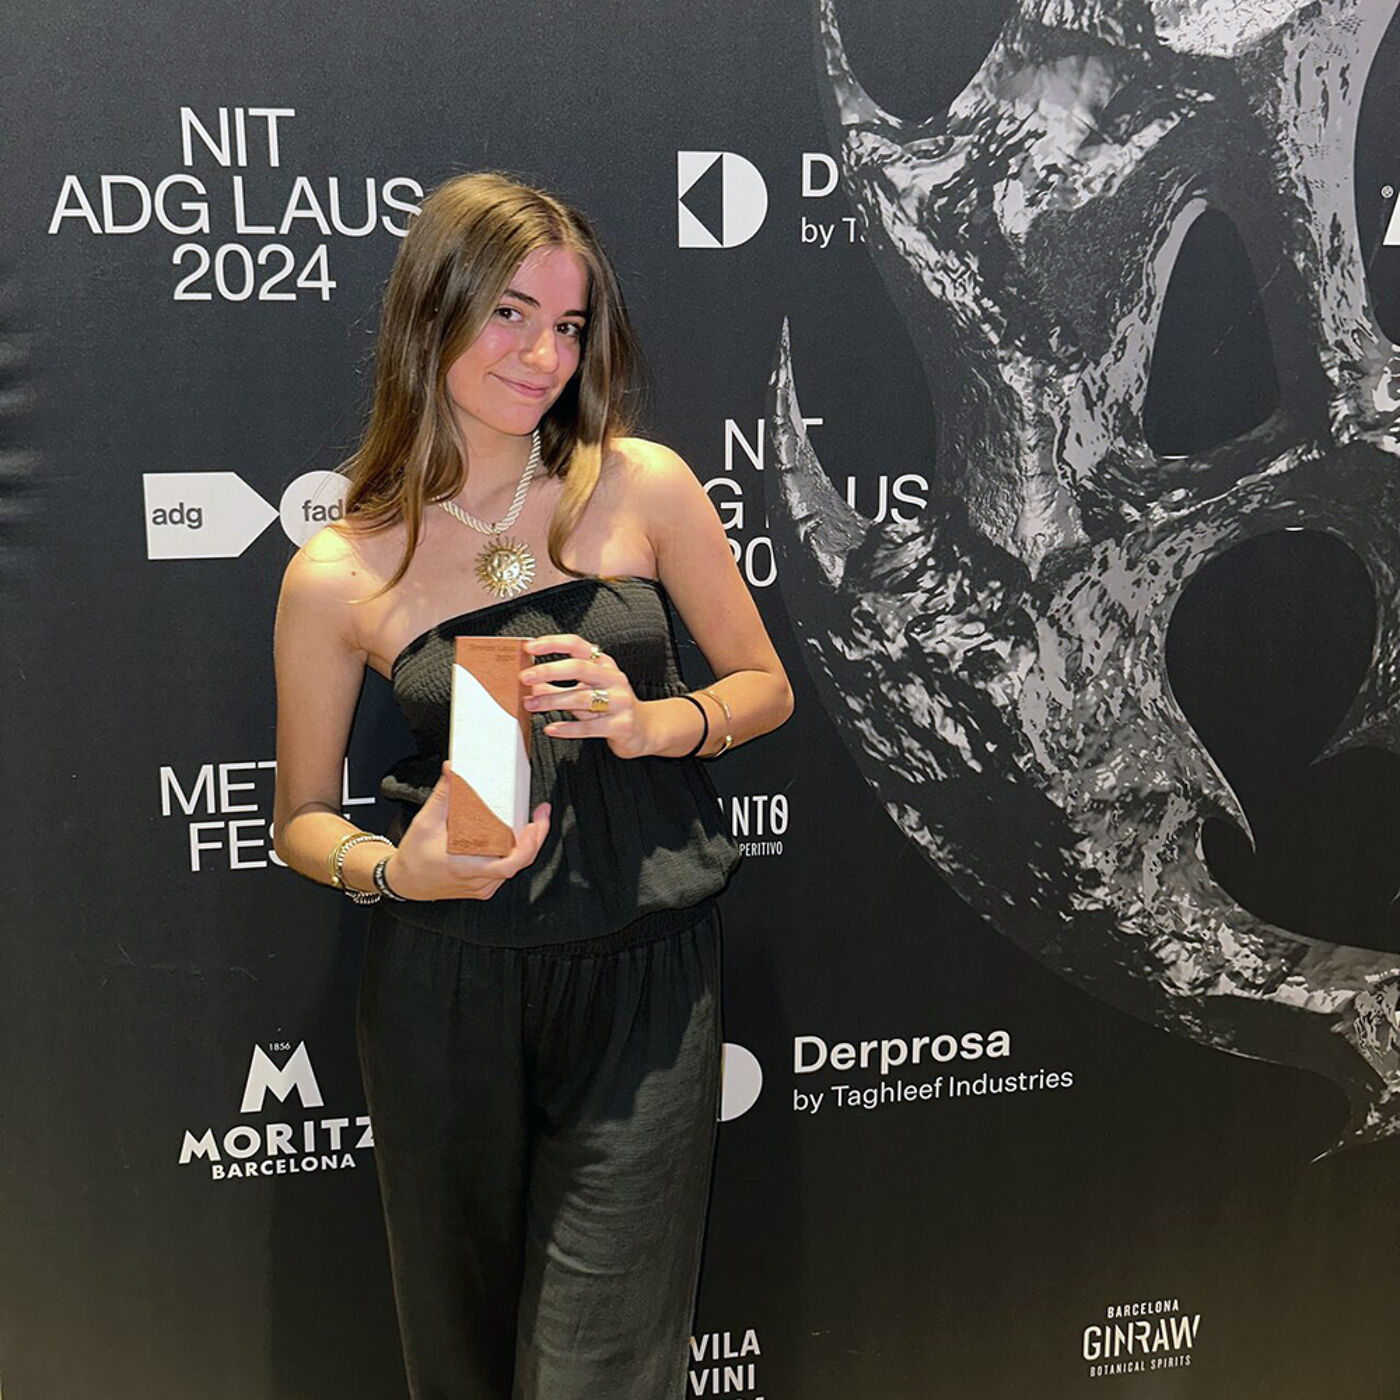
[677,152,768,248]
[1083,1297,1201,1380]
[177,1041,373,1182]
[279,470,348,545]
[143,468,347,558]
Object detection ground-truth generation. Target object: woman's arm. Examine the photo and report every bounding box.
[271,527,391,896]
[627,437,794,757]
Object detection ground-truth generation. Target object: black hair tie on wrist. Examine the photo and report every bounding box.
[677,693,709,758]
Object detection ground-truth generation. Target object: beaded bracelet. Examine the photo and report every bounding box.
[329,832,393,904]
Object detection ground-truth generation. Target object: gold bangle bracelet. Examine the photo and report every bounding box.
[697,686,733,757]
[327,833,358,888]
[328,831,392,893]
[697,686,732,723]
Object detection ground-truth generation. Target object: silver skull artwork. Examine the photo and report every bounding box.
[767,0,1400,1150]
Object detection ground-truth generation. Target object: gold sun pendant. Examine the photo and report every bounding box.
[475,536,537,599]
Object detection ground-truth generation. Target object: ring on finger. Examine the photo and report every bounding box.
[587,643,602,662]
[589,687,611,714]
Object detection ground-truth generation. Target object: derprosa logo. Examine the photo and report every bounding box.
[677,152,768,248]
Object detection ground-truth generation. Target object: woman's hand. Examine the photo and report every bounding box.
[385,762,551,901]
[521,633,654,759]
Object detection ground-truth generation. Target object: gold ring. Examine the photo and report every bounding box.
[588,643,602,662]
[589,688,610,713]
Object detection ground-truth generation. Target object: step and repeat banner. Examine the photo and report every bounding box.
[6,0,1400,1396]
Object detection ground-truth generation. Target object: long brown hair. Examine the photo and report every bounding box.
[340,171,644,592]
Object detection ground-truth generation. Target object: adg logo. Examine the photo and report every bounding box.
[177,1041,373,1181]
[144,467,346,559]
[677,152,768,248]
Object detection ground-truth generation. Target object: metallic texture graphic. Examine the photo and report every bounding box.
[769,0,1400,1148]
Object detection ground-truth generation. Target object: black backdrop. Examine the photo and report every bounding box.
[5,1,1400,1396]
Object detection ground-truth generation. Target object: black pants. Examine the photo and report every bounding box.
[356,900,722,1400]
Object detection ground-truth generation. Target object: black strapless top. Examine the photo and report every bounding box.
[377,575,741,947]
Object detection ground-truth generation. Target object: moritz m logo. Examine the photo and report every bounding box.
[239,1042,324,1113]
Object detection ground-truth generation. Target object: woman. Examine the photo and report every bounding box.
[271,171,792,1400]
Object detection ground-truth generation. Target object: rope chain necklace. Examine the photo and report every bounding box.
[437,429,543,599]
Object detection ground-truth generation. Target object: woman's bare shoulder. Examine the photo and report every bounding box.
[281,515,404,608]
[599,436,699,507]
[604,434,689,477]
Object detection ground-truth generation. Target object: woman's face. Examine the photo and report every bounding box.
[444,244,589,445]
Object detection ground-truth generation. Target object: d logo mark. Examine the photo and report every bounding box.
[719,1042,763,1121]
[677,152,768,249]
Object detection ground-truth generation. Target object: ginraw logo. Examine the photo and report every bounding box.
[1083,1297,1201,1380]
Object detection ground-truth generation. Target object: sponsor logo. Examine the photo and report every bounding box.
[177,1041,372,1182]
[279,470,348,545]
[1083,1297,1201,1379]
[720,1043,763,1122]
[144,469,349,559]
[240,1042,322,1112]
[144,472,276,559]
[678,152,768,248]
[717,791,788,857]
[689,1327,764,1398]
[676,150,864,251]
[789,1029,1076,1115]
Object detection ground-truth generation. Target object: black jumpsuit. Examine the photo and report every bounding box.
[355,575,741,1400]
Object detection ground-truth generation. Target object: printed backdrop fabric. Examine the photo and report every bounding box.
[4,1,1400,1396]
